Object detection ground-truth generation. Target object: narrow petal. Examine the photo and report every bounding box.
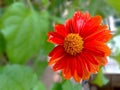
[48,46,65,65]
[76,56,83,77]
[48,53,64,66]
[86,61,99,73]
[84,25,112,42]
[54,24,68,37]
[84,25,106,40]
[69,56,83,81]
[48,32,64,45]
[73,71,82,82]
[65,19,73,33]
[49,45,63,56]
[70,57,76,76]
[82,49,99,65]
[72,11,91,35]
[94,56,108,66]
[82,49,108,66]
[85,30,112,42]
[69,56,83,77]
[84,41,111,57]
[78,54,90,80]
[82,15,102,38]
[95,30,112,42]
[53,56,66,71]
[81,51,99,73]
[62,57,72,79]
[62,68,71,80]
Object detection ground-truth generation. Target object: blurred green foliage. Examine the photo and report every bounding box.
[51,82,63,90]
[0,64,46,90]
[51,80,82,90]
[0,2,51,64]
[0,0,120,90]
[91,68,109,87]
[62,80,82,90]
[105,0,120,12]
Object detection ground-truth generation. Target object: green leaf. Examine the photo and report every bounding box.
[91,68,109,87]
[62,80,82,90]
[0,31,6,53]
[51,82,62,90]
[105,0,120,12]
[33,81,46,90]
[0,2,50,64]
[0,64,39,90]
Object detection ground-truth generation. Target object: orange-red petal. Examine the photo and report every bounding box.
[95,56,108,66]
[62,56,72,79]
[82,50,99,65]
[48,46,65,65]
[70,57,76,76]
[65,19,73,33]
[72,11,91,35]
[78,54,90,80]
[73,71,82,82]
[84,26,112,42]
[81,51,99,73]
[48,32,64,45]
[53,56,66,71]
[84,41,111,56]
[76,56,83,78]
[82,15,102,38]
[54,24,68,37]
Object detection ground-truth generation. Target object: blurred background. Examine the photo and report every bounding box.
[0,0,120,90]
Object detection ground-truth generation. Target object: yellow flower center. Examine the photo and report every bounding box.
[63,33,84,55]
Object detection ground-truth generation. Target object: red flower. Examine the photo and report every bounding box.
[48,11,112,82]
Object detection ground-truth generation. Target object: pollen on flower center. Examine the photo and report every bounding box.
[63,33,84,55]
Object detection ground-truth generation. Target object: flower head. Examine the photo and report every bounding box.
[48,11,112,82]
